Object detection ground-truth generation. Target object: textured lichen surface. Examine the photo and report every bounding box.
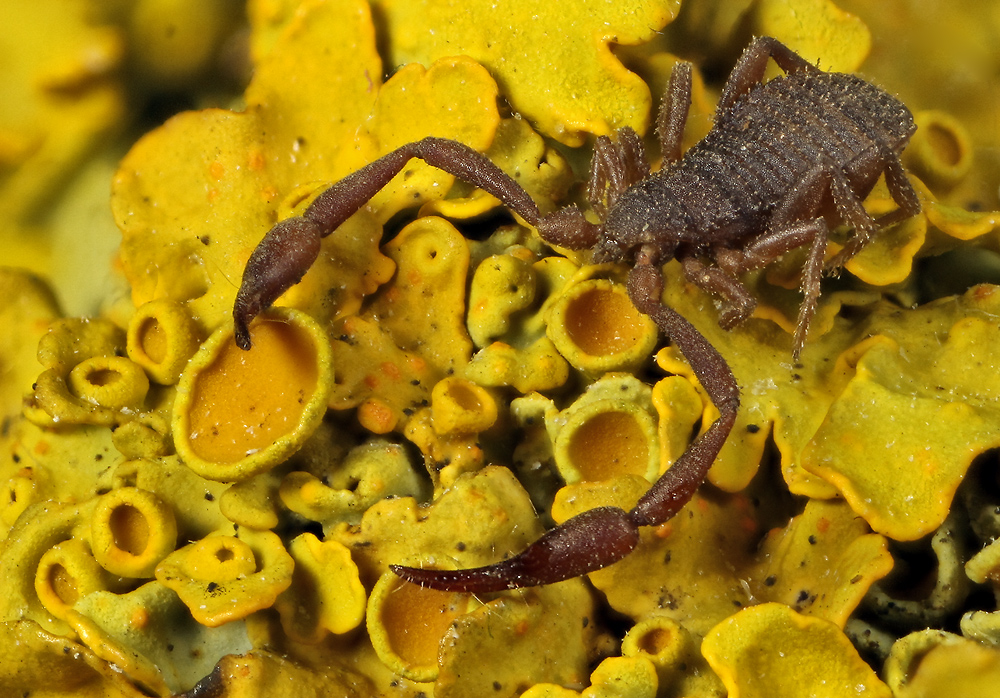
[5,0,1000,696]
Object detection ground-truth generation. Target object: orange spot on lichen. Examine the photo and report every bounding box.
[357,398,397,434]
[209,161,225,179]
[816,517,831,534]
[380,362,401,381]
[972,285,996,301]
[130,606,150,629]
[248,149,265,171]
[654,523,673,539]
[341,316,362,335]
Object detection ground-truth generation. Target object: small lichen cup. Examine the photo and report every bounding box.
[155,529,294,627]
[90,487,178,578]
[547,277,657,377]
[67,356,150,410]
[430,376,498,436]
[367,570,471,682]
[34,539,113,622]
[550,374,661,485]
[905,110,973,190]
[622,616,693,687]
[126,298,202,385]
[172,308,334,482]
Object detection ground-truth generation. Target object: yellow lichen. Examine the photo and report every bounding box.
[0,502,95,638]
[905,110,974,189]
[67,356,150,411]
[0,270,60,422]
[556,477,891,652]
[275,533,366,644]
[522,656,658,698]
[65,580,252,695]
[621,616,694,689]
[431,377,498,437]
[110,457,230,542]
[170,649,374,697]
[420,117,574,220]
[155,528,294,627]
[112,0,500,336]
[128,0,241,88]
[751,0,871,72]
[548,374,660,485]
[279,439,428,529]
[33,539,111,623]
[0,619,145,697]
[882,629,971,693]
[465,253,576,393]
[894,639,1000,698]
[546,275,658,377]
[404,407,489,489]
[172,308,334,482]
[7,0,1000,695]
[651,375,706,475]
[366,570,468,681]
[467,252,539,347]
[218,468,285,530]
[702,603,892,698]
[332,466,543,585]
[371,0,681,145]
[801,288,1000,540]
[434,582,598,697]
[1,422,120,539]
[0,0,123,226]
[90,487,178,578]
[125,299,202,386]
[326,214,485,441]
[331,467,599,694]
[750,499,894,627]
[25,318,136,428]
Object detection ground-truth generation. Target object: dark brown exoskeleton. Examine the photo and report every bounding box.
[231,37,919,593]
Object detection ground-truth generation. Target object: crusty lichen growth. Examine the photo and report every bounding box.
[4,0,1000,696]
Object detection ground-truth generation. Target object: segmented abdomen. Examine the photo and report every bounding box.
[671,71,914,241]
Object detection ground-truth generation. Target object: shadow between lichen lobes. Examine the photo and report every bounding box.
[175,665,224,698]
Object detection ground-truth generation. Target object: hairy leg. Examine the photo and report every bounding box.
[587,128,650,219]
[742,161,832,357]
[681,256,757,329]
[657,60,693,165]
[717,36,817,114]
[827,147,921,270]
